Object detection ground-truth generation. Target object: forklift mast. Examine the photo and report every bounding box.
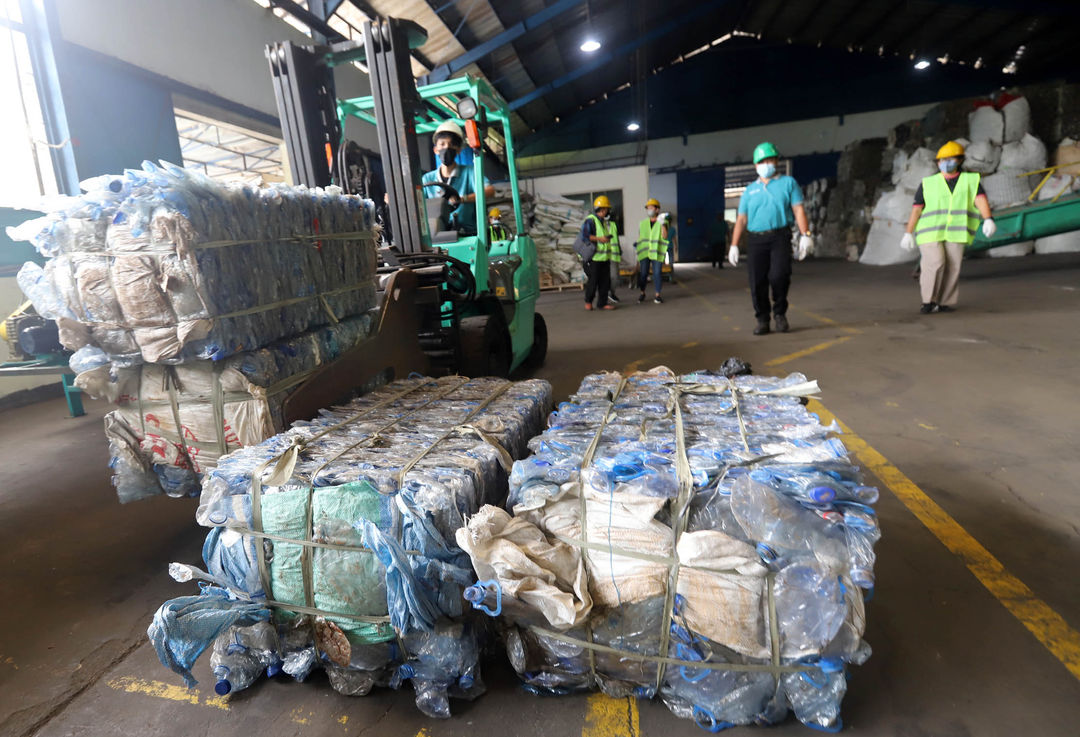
[266,18,432,253]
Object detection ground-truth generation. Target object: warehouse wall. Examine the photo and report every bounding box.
[519,103,938,177]
[525,165,648,263]
[648,173,679,215]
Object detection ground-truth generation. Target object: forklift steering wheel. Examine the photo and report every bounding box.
[427,182,462,205]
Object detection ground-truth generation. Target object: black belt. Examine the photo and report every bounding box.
[747,227,789,236]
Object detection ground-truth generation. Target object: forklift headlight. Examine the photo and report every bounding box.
[456,97,478,121]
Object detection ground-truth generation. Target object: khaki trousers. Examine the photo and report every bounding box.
[918,241,964,306]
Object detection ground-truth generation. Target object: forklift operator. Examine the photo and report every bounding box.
[421,121,495,235]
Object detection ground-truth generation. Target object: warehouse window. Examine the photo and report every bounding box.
[565,189,624,234]
[175,110,285,186]
[0,4,59,206]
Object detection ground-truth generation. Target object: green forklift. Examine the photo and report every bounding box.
[266,18,545,398]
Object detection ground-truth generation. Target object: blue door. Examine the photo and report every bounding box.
[676,167,726,262]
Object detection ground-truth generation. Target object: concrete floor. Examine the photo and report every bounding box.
[3,254,1079,737]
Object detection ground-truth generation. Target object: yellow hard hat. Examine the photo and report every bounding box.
[488,207,501,218]
[593,195,611,209]
[936,141,965,160]
[645,198,660,208]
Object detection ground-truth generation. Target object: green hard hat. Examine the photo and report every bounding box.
[753,142,779,163]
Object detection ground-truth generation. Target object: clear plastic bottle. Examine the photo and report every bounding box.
[208,621,280,696]
[729,475,848,569]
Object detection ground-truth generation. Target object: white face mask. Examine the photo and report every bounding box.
[756,162,776,179]
[646,207,658,217]
[489,219,499,226]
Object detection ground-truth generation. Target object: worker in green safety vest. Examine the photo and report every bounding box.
[488,207,511,243]
[901,140,995,314]
[636,198,669,304]
[582,195,621,310]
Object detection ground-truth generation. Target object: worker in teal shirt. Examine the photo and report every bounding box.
[730,142,814,335]
[421,121,494,235]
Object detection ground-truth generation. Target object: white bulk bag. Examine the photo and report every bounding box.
[969,106,1004,145]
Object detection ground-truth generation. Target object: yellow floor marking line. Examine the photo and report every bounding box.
[583,694,640,737]
[810,400,1080,682]
[764,336,852,367]
[106,676,230,710]
[918,422,937,431]
[799,309,861,335]
[675,276,721,313]
[682,341,699,348]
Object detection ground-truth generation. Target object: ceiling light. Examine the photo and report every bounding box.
[580,38,601,53]
[626,122,640,132]
[914,59,930,70]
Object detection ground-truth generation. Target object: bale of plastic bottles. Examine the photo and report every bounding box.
[457,367,879,731]
[149,375,553,718]
[9,161,378,365]
[77,311,378,502]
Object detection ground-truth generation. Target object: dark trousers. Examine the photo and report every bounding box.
[584,259,611,306]
[638,258,662,294]
[710,241,725,268]
[746,230,792,320]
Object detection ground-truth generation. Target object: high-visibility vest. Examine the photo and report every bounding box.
[586,214,620,262]
[489,224,509,242]
[915,172,982,246]
[636,218,668,261]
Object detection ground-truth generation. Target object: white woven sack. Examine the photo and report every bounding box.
[964,140,1000,174]
[897,148,938,190]
[1001,97,1031,143]
[969,106,1004,145]
[1000,134,1047,172]
[982,167,1033,207]
[1036,174,1078,200]
[859,218,918,266]
[1035,230,1080,254]
[988,241,1034,258]
[871,187,915,223]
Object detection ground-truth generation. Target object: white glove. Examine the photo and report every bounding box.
[982,218,996,238]
[900,232,916,251]
[658,212,670,224]
[796,234,814,261]
[727,245,739,267]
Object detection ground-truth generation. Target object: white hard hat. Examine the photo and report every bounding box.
[434,120,464,142]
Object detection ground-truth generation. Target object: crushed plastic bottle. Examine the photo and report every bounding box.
[208,621,280,695]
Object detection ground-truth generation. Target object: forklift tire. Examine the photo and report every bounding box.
[459,313,511,378]
[525,312,547,369]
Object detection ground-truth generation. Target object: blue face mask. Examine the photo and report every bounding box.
[939,159,960,174]
[756,162,776,179]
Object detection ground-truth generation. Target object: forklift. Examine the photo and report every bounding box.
[265,17,546,422]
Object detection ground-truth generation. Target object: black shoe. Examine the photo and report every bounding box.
[608,293,620,304]
[920,302,938,314]
[754,321,770,335]
[637,292,646,303]
[937,305,955,313]
[774,314,789,332]
[654,295,663,304]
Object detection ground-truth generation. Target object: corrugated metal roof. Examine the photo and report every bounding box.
[299,0,1080,148]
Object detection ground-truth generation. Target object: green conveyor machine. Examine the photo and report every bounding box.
[969,164,1080,252]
